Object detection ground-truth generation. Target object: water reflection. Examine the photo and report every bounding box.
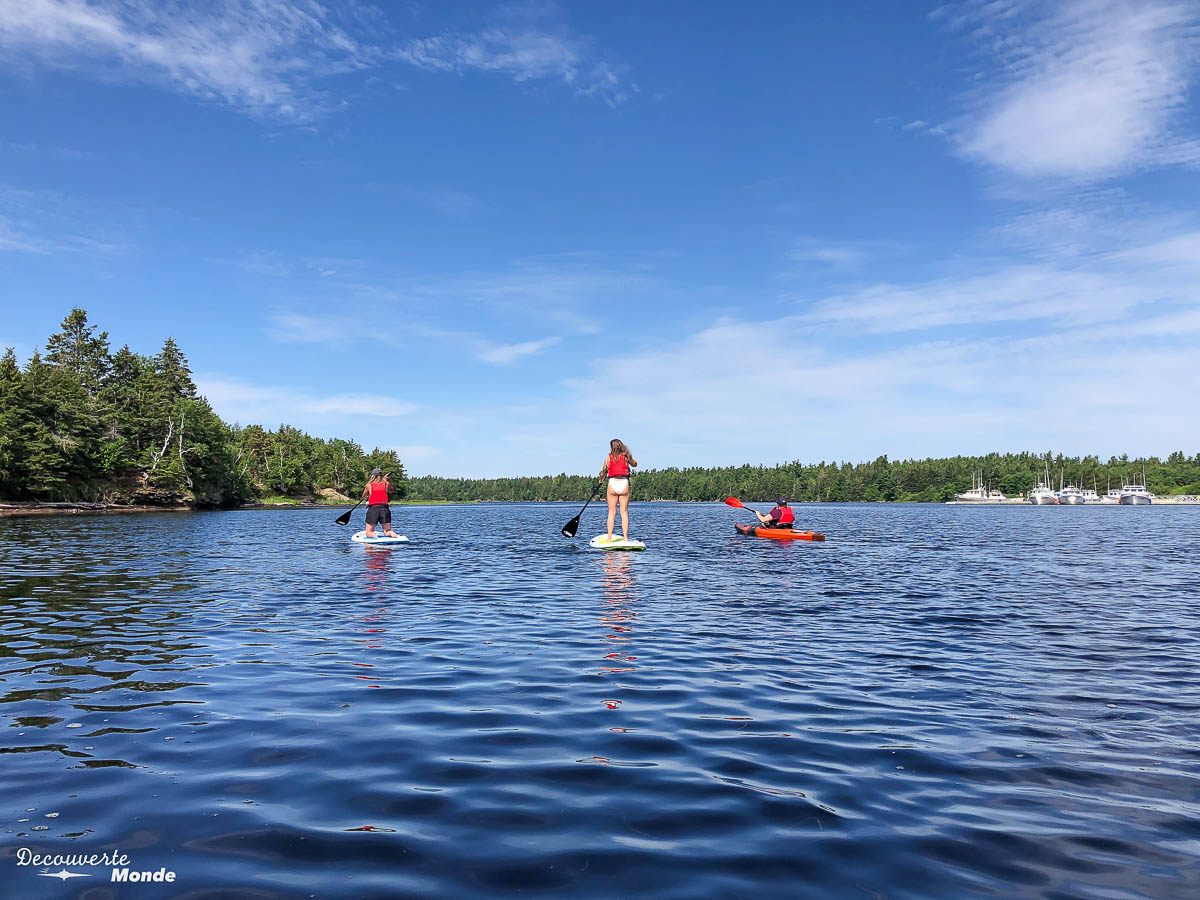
[599,554,638,710]
[356,546,394,687]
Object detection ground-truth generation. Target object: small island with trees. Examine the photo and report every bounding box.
[3,309,1198,513]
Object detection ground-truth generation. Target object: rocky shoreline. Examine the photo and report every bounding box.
[0,501,195,517]
[0,500,354,518]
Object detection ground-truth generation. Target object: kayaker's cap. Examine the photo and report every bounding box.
[777,497,789,505]
[370,468,383,476]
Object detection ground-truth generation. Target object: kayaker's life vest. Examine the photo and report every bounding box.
[771,505,795,525]
[368,481,389,505]
[606,454,630,478]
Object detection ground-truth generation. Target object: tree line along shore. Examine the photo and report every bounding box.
[2,309,1198,510]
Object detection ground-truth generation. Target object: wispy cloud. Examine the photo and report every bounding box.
[266,311,361,347]
[945,0,1200,179]
[562,309,1200,465]
[393,4,629,104]
[556,211,1200,464]
[262,255,652,365]
[0,0,378,121]
[0,186,128,256]
[2,139,94,159]
[0,217,51,254]
[0,1,630,120]
[789,238,908,271]
[267,308,565,365]
[802,264,1145,333]
[214,251,357,279]
[476,335,562,364]
[801,219,1200,334]
[196,376,415,426]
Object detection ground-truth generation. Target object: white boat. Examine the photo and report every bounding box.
[953,488,1007,502]
[954,471,1006,503]
[1119,466,1153,505]
[1081,488,1099,503]
[1099,477,1121,504]
[1029,482,1058,504]
[1058,485,1085,505]
[1119,484,1152,505]
[1029,461,1057,504]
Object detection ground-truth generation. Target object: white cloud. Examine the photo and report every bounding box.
[802,265,1144,333]
[0,0,375,121]
[394,8,628,104]
[476,335,562,364]
[266,311,361,346]
[0,187,128,256]
[196,376,415,426]
[553,218,1200,466]
[789,238,909,271]
[0,217,50,253]
[561,311,1199,466]
[261,256,653,365]
[0,1,630,119]
[950,0,1200,179]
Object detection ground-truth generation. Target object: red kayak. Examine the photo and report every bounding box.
[735,524,825,542]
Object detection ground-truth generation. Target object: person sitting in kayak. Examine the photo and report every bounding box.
[601,439,638,542]
[362,469,402,539]
[756,497,795,529]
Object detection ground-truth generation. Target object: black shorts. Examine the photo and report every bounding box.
[365,504,391,526]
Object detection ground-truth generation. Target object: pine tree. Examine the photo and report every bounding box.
[0,349,22,494]
[154,338,196,400]
[45,307,111,397]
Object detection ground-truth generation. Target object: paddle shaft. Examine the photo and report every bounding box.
[562,481,604,537]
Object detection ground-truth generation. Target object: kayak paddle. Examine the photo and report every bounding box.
[335,496,364,526]
[562,481,603,538]
[724,496,762,515]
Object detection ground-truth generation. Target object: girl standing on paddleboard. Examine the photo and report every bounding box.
[601,439,638,542]
[362,469,402,539]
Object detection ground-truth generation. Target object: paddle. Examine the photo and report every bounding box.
[724,496,762,515]
[335,496,364,526]
[562,481,603,538]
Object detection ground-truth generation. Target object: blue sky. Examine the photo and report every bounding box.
[1,0,1198,477]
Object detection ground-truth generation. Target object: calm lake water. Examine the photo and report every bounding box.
[1,503,1198,898]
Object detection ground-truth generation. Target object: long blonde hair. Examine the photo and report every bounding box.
[609,438,631,461]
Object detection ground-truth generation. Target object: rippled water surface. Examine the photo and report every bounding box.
[2,503,1199,898]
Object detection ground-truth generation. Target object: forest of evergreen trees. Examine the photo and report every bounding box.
[4,309,1197,507]
[0,309,405,505]
[405,449,1200,504]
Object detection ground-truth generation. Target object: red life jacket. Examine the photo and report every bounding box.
[368,481,388,505]
[772,505,795,525]
[606,454,630,477]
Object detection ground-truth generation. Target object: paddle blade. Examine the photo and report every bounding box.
[561,515,581,538]
[724,497,745,509]
[335,509,353,526]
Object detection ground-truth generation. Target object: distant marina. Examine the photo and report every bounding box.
[949,468,1199,505]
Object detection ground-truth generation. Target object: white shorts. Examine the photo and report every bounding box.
[608,477,630,496]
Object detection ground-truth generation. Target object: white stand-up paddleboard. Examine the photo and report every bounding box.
[589,534,646,551]
[352,531,409,544]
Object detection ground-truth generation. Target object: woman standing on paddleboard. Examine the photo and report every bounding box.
[362,469,402,539]
[602,439,638,542]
